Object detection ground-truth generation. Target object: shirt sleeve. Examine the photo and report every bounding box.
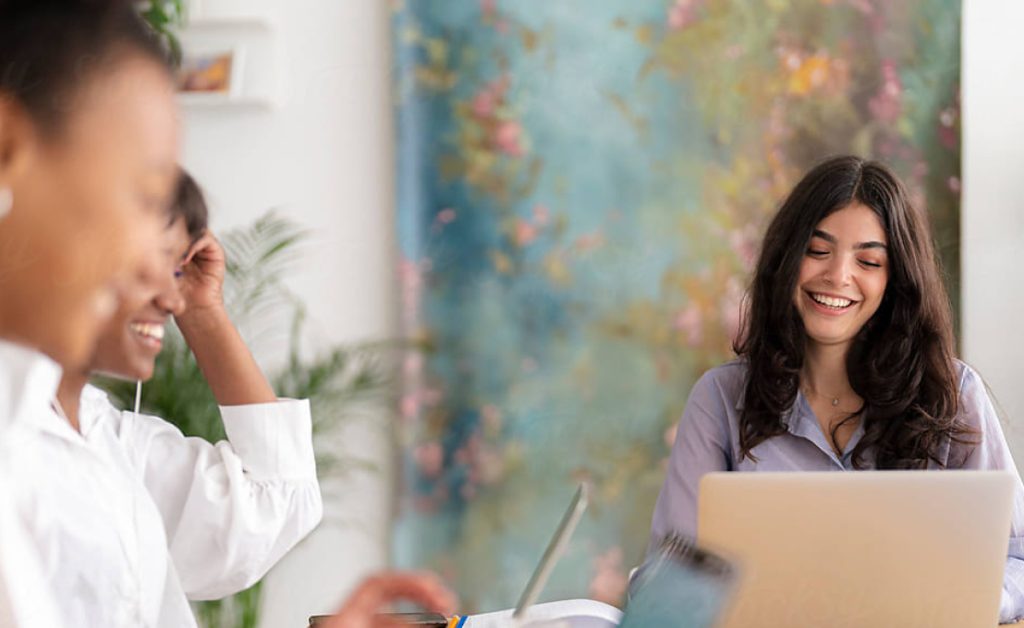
[631,369,734,596]
[633,368,733,596]
[118,399,323,600]
[955,365,1024,624]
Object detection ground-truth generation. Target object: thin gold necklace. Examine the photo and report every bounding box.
[803,387,841,407]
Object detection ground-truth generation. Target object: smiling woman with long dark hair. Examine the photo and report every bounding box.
[738,155,974,470]
[643,155,1024,623]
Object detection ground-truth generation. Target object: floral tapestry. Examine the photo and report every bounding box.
[393,0,960,613]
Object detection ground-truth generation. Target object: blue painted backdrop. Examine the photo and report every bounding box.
[392,0,961,613]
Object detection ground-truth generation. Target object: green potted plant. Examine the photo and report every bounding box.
[137,0,187,65]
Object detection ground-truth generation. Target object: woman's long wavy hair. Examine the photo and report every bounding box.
[735,155,974,469]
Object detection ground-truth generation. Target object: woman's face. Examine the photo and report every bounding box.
[90,218,190,382]
[0,56,179,368]
[793,202,889,349]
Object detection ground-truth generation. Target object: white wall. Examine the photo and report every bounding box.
[961,0,1024,459]
[178,1,396,626]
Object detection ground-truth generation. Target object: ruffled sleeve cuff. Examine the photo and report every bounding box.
[219,399,316,481]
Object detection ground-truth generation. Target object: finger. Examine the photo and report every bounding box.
[320,613,406,628]
[348,573,453,612]
[183,231,219,266]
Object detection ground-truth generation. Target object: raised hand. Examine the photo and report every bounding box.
[177,230,226,316]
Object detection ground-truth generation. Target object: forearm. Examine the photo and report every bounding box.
[131,402,321,598]
[175,306,276,406]
[1001,553,1024,623]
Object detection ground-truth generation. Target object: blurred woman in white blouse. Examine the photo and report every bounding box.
[0,0,179,624]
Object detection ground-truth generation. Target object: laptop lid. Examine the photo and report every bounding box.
[697,470,1015,628]
[512,482,590,620]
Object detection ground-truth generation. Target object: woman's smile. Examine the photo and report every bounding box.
[803,290,860,316]
[128,319,165,351]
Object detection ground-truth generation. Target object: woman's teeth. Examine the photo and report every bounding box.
[130,322,164,341]
[811,293,853,309]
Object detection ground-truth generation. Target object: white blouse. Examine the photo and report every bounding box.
[0,340,64,627]
[12,384,323,628]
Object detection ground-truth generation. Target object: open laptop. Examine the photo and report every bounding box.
[512,482,591,619]
[698,471,1016,628]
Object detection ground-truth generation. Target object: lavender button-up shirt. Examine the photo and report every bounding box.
[644,359,1024,624]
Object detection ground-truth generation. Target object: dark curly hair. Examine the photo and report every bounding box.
[170,169,210,244]
[735,155,975,469]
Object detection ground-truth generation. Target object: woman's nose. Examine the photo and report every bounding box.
[823,254,852,286]
[153,272,185,316]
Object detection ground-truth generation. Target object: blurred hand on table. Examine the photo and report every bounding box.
[319,572,457,628]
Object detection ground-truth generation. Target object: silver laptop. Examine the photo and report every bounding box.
[698,471,1015,628]
[513,483,590,619]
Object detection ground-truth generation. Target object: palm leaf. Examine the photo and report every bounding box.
[137,1,187,66]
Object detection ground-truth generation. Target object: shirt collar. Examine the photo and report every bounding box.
[787,391,867,465]
[0,342,116,443]
[78,384,116,437]
[0,340,63,432]
[735,382,866,466]
[39,384,116,443]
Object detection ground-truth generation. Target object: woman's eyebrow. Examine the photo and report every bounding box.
[854,241,888,251]
[811,229,836,243]
[812,229,887,250]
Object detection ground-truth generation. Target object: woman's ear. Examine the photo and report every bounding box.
[0,96,38,185]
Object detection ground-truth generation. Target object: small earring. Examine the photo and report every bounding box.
[0,187,12,220]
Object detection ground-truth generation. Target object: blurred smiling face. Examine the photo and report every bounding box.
[1,55,180,368]
[91,217,191,382]
[793,202,890,349]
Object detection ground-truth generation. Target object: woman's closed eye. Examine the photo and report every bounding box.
[138,192,169,216]
[806,248,829,257]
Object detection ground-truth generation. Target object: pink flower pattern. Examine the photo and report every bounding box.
[396,0,961,612]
